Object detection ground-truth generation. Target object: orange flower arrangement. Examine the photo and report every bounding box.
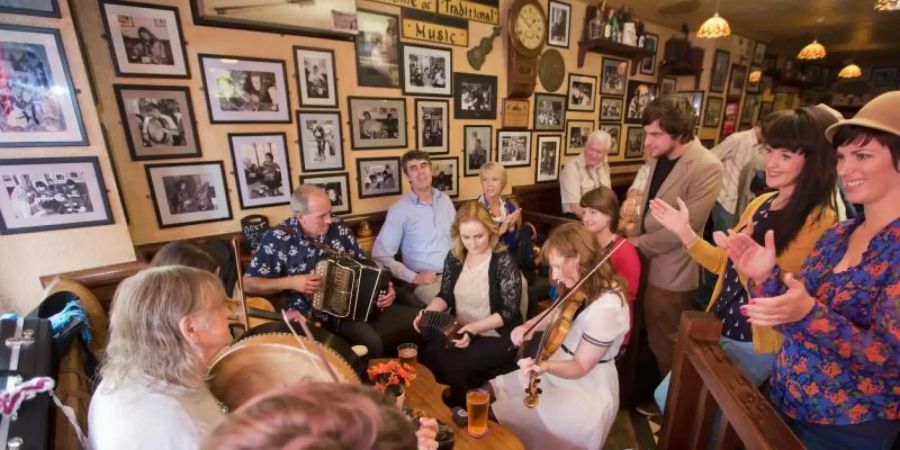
[367,360,416,396]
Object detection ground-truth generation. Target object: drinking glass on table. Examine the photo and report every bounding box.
[398,343,418,374]
[466,388,490,437]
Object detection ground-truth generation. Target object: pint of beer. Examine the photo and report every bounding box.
[397,343,418,375]
[466,388,489,437]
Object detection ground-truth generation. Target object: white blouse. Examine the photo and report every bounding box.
[453,257,499,337]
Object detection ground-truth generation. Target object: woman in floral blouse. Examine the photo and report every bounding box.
[726,91,900,449]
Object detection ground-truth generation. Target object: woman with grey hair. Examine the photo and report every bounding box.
[559,129,612,218]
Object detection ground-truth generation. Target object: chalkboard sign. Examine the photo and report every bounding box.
[241,214,270,253]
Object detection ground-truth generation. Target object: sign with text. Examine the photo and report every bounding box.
[437,0,499,25]
[401,9,469,47]
[367,0,436,13]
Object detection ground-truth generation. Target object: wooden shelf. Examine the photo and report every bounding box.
[658,61,703,90]
[577,38,655,74]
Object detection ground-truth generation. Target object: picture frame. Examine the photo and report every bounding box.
[0,0,60,18]
[624,80,657,124]
[355,9,401,88]
[347,96,408,150]
[720,100,740,140]
[678,90,704,125]
[640,33,658,75]
[296,110,345,172]
[871,67,899,87]
[145,161,232,228]
[772,91,794,111]
[454,73,497,119]
[415,99,449,154]
[533,93,566,131]
[299,172,351,214]
[198,54,291,123]
[114,84,202,161]
[599,123,621,156]
[100,1,190,78]
[746,64,762,94]
[189,0,357,41]
[294,46,338,108]
[709,49,730,93]
[758,101,773,120]
[502,98,529,128]
[567,74,597,112]
[727,64,748,99]
[464,125,492,176]
[703,96,723,128]
[565,119,594,155]
[740,95,761,126]
[356,157,401,198]
[535,135,561,182]
[0,157,113,234]
[753,41,767,66]
[624,126,645,159]
[547,1,571,48]
[228,132,292,209]
[600,56,628,96]
[0,25,87,147]
[430,156,459,197]
[660,76,677,96]
[599,97,624,122]
[496,130,532,168]
[401,43,452,97]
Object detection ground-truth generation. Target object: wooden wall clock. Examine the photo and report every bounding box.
[507,0,547,98]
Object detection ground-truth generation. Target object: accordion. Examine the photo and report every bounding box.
[312,255,391,322]
[419,311,464,348]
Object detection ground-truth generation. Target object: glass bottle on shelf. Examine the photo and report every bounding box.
[603,8,613,40]
[588,7,604,40]
[610,8,619,42]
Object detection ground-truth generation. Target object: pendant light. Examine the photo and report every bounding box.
[697,0,731,39]
[797,39,826,60]
[837,63,862,79]
[875,0,900,11]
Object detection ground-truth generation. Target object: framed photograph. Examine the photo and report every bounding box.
[355,10,401,88]
[547,1,571,48]
[567,74,597,112]
[565,120,594,155]
[189,0,357,40]
[415,99,449,154]
[660,76,677,96]
[100,1,189,78]
[678,90,704,124]
[600,57,628,96]
[753,42,767,66]
[772,91,794,112]
[496,130,531,168]
[297,110,344,172]
[700,139,716,149]
[624,80,657,124]
[502,98,529,128]
[464,125,492,176]
[720,100,740,140]
[599,97,624,122]
[759,101,773,120]
[624,127,645,159]
[0,0,60,18]
[535,135,561,182]
[401,43,452,97]
[454,73,497,120]
[356,157,400,198]
[703,96,723,128]
[709,50,730,93]
[746,64,762,94]
[0,25,87,147]
[871,67,898,87]
[114,85,201,161]
[228,133,292,209]
[431,156,459,197]
[740,95,761,126]
[0,157,113,234]
[294,46,338,108]
[533,93,566,131]
[599,123,621,156]
[727,64,748,99]
[145,162,232,228]
[640,33,658,75]
[299,172,351,214]
[347,97,407,150]
[198,54,291,123]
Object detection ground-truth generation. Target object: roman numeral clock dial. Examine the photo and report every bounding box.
[507,0,547,98]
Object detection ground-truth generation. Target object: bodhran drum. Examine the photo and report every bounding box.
[207,332,360,411]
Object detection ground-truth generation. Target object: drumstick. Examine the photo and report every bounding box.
[231,238,251,332]
[282,310,340,383]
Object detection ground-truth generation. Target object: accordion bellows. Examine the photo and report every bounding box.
[312,255,391,322]
[420,311,463,348]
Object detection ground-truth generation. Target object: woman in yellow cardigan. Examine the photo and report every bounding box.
[649,107,841,408]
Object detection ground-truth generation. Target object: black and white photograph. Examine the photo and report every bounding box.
[0,0,59,18]
[740,95,761,126]
[145,161,232,228]
[640,33,658,75]
[660,77,676,96]
[759,101,773,120]
[565,120,593,155]
[534,93,566,131]
[728,64,748,99]
[198,54,291,123]
[0,157,113,234]
[625,126,645,159]
[567,74,597,112]
[496,130,531,168]
[678,90,704,124]
[599,97,624,122]
[100,1,189,78]
[356,10,400,88]
[294,46,338,108]
[871,67,898,86]
[599,123,621,156]
[454,73,497,120]
[535,135,561,183]
[348,97,407,150]
[464,125,491,176]
[547,1,571,48]
[356,157,400,198]
[229,133,292,209]
[402,44,452,97]
[624,80,657,124]
[753,41,767,66]
[114,84,201,161]
[0,25,87,147]
[703,96,723,128]
[600,56,628,96]
[430,156,459,197]
[299,172,351,214]
[297,110,344,172]
[710,49,730,93]
[415,99,449,154]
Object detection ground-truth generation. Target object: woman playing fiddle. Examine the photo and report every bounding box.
[488,223,629,450]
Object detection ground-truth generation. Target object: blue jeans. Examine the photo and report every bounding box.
[784,416,900,450]
[711,201,736,233]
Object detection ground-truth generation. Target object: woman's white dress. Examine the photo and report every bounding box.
[491,291,629,450]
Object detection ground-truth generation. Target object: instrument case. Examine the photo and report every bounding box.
[0,317,53,450]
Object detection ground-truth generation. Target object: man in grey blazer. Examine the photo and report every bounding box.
[628,96,724,376]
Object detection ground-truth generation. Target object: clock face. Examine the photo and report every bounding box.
[514,4,545,50]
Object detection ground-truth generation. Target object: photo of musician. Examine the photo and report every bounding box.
[488,223,629,450]
[412,201,522,409]
[242,185,419,358]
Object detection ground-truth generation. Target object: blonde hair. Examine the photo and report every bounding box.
[101,265,226,388]
[450,201,504,260]
[542,223,625,305]
[478,162,507,189]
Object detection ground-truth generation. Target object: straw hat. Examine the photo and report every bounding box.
[825,91,900,142]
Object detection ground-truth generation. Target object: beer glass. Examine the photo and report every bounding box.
[397,343,418,374]
[466,388,489,437]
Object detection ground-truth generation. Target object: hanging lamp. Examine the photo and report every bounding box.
[875,0,900,11]
[837,63,862,79]
[697,0,731,39]
[797,39,826,60]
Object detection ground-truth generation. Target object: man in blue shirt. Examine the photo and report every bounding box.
[243,185,418,358]
[373,150,456,307]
